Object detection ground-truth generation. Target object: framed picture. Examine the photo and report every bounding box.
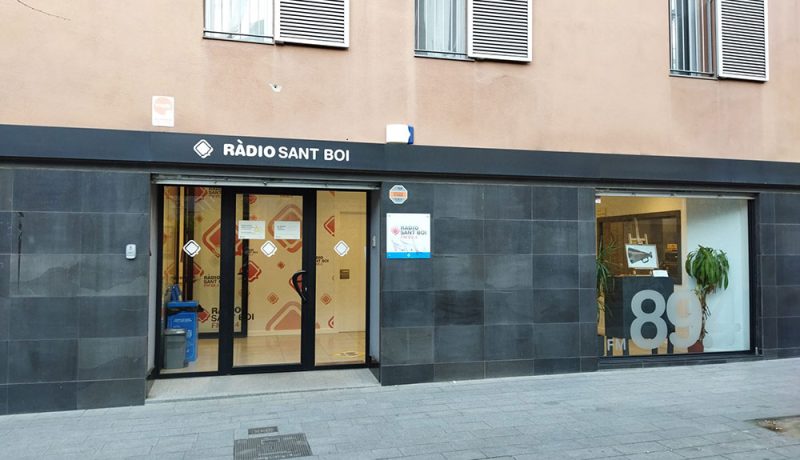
[625,244,659,269]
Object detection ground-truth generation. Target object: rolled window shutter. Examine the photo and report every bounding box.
[275,0,349,48]
[717,0,768,81]
[467,0,532,62]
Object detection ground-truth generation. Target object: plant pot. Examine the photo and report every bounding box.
[688,340,704,353]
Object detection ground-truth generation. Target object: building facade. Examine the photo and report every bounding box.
[0,0,799,414]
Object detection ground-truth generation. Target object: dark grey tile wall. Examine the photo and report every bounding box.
[380,182,596,384]
[761,193,800,358]
[0,167,150,414]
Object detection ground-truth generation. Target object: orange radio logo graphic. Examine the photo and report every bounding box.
[323,216,335,237]
[266,301,302,331]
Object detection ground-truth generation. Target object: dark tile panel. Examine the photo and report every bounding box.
[533,358,581,375]
[484,185,531,220]
[578,255,596,289]
[79,296,149,338]
[485,254,532,290]
[434,290,484,326]
[77,379,146,410]
[776,287,800,317]
[759,225,775,256]
[532,187,578,221]
[381,291,434,328]
[485,359,535,378]
[12,212,82,254]
[381,183,433,213]
[79,255,148,296]
[484,324,534,360]
[380,364,434,385]
[761,286,777,318]
[774,193,800,224]
[0,255,7,297]
[433,362,484,382]
[432,255,484,291]
[775,225,800,256]
[80,171,150,213]
[434,326,483,363]
[484,289,534,325]
[762,317,777,349]
[533,323,580,359]
[580,323,599,358]
[9,254,80,297]
[382,259,433,291]
[0,169,11,211]
[78,337,147,380]
[0,341,6,384]
[7,382,77,414]
[760,256,775,287]
[12,169,82,212]
[757,194,774,224]
[434,184,483,219]
[776,256,800,286]
[777,318,800,349]
[533,289,579,323]
[9,297,79,340]
[0,385,6,415]
[80,213,149,255]
[577,188,596,222]
[532,221,577,255]
[533,255,579,289]
[432,219,483,255]
[578,288,598,324]
[8,340,78,383]
[0,297,7,340]
[775,348,800,358]
[580,357,598,372]
[0,212,11,254]
[577,221,596,256]
[484,220,532,255]
[380,327,433,365]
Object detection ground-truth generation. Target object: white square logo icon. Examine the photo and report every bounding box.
[334,241,350,257]
[193,139,213,159]
[261,241,278,257]
[183,240,201,257]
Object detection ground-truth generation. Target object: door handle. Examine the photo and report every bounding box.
[291,270,307,302]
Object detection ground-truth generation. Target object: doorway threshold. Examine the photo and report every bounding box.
[146,368,379,404]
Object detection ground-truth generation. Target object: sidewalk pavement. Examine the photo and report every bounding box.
[1,358,799,460]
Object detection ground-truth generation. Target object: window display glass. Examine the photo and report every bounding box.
[596,196,750,356]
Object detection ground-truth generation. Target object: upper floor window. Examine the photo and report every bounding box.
[205,0,274,44]
[670,0,714,77]
[415,0,532,63]
[416,0,467,59]
[204,0,349,48]
[669,0,769,81]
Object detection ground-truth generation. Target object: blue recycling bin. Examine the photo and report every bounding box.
[166,301,199,362]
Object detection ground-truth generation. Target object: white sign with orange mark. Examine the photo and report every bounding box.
[152,96,175,127]
[386,213,430,259]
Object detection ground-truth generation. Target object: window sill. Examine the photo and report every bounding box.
[414,52,473,62]
[203,32,274,45]
[669,71,717,80]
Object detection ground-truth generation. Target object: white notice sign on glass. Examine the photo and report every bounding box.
[238,220,266,240]
[274,221,301,240]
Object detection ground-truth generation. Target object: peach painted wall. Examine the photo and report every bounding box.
[0,0,798,162]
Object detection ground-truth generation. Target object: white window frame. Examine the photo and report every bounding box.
[203,0,275,45]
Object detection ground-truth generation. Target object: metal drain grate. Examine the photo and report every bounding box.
[248,426,279,436]
[234,433,312,460]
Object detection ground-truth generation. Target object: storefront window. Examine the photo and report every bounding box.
[596,195,750,356]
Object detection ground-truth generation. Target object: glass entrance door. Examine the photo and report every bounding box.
[231,192,307,368]
[158,186,368,376]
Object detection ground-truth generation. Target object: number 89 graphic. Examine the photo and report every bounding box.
[630,290,702,350]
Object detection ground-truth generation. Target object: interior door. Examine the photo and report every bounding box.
[221,189,316,371]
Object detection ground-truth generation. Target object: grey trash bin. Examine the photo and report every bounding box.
[163,328,188,369]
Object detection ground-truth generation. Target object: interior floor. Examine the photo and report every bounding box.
[161,331,366,374]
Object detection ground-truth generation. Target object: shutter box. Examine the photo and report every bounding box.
[468,0,532,62]
[716,0,768,81]
[275,0,349,48]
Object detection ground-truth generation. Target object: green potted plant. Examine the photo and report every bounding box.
[596,240,616,336]
[685,245,730,352]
